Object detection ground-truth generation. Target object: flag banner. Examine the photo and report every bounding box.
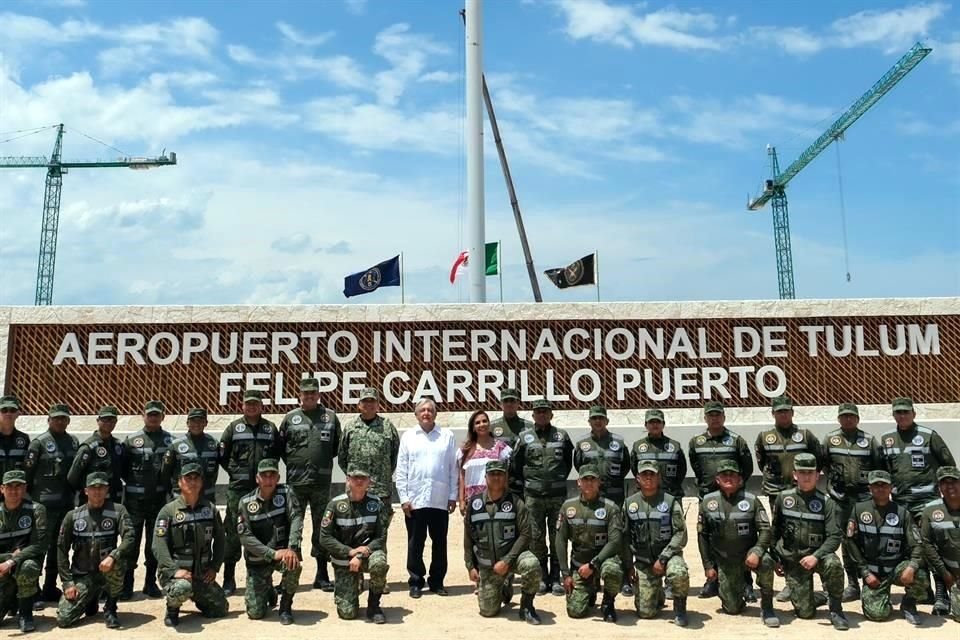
[544,253,596,289]
[449,250,469,284]
[343,255,401,298]
[485,241,499,276]
[450,242,499,284]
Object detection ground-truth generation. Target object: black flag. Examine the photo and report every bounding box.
[544,253,596,289]
[343,255,401,297]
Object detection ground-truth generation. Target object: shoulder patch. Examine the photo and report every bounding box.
[523,433,535,444]
[471,497,483,510]
[272,494,286,508]
[808,500,823,513]
[830,436,842,447]
[501,502,513,513]
[628,502,639,514]
[594,508,606,519]
[737,500,750,512]
[860,511,874,524]
[764,433,777,444]
[609,439,621,451]
[706,500,719,512]
[856,438,869,448]
[931,510,945,522]
[291,415,303,425]
[565,506,577,519]
[791,432,804,443]
[579,441,591,451]
[664,441,675,452]
[884,512,899,526]
[247,502,260,513]
[695,435,707,446]
[336,501,349,513]
[783,496,796,509]
[657,501,669,513]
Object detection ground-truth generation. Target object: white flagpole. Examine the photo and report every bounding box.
[466,0,486,303]
[595,250,600,302]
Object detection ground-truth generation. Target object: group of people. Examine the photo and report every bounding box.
[0,383,957,633]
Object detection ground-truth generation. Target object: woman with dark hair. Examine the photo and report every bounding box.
[457,410,512,515]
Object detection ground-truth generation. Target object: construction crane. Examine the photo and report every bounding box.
[0,124,176,305]
[747,42,931,299]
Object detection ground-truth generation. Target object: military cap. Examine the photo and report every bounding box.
[837,403,859,417]
[937,466,960,481]
[0,395,21,410]
[771,395,793,411]
[578,464,600,479]
[589,405,608,418]
[257,458,280,474]
[48,403,70,418]
[485,460,508,474]
[179,462,203,478]
[531,398,553,410]
[299,377,320,392]
[144,400,165,414]
[644,408,664,422]
[892,397,914,411]
[97,405,119,418]
[187,407,208,420]
[86,471,110,487]
[716,460,740,474]
[242,390,263,403]
[347,466,370,478]
[636,459,660,474]
[867,470,892,485]
[500,388,521,401]
[793,453,817,470]
[359,387,379,401]
[2,470,26,484]
[703,400,725,415]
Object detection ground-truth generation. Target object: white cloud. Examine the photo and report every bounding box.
[276,21,334,47]
[372,23,449,105]
[344,0,367,15]
[748,26,823,55]
[830,2,947,53]
[418,70,458,83]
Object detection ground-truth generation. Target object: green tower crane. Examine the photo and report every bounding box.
[0,123,176,305]
[748,42,932,299]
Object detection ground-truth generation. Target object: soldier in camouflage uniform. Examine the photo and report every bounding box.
[770,453,849,629]
[463,460,542,624]
[161,408,219,503]
[55,472,134,629]
[0,396,30,477]
[697,460,779,627]
[218,389,281,596]
[843,470,925,625]
[153,463,228,628]
[555,464,623,622]
[24,403,79,607]
[920,466,960,621]
[511,398,573,596]
[490,388,530,496]
[237,459,303,624]
[631,409,686,499]
[67,406,125,505]
[624,459,689,626]
[0,470,46,632]
[822,402,882,601]
[280,377,341,591]
[319,467,390,623]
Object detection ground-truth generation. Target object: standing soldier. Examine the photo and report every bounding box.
[161,408,219,504]
[920,466,960,621]
[219,389,281,596]
[822,402,882,601]
[68,406,125,505]
[843,470,925,625]
[624,460,689,626]
[55,472,134,629]
[556,464,623,622]
[237,459,303,625]
[770,453,849,629]
[510,398,573,596]
[279,377,341,591]
[0,470,46,632]
[0,396,30,476]
[697,460,779,627]
[881,396,956,613]
[120,400,172,600]
[631,409,686,499]
[463,460,542,624]
[319,467,390,623]
[490,388,530,496]
[24,403,79,607]
[153,463,228,628]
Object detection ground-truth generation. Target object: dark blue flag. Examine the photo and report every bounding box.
[343,255,401,297]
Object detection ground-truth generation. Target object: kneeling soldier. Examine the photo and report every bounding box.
[625,459,690,625]
[920,466,960,621]
[771,453,849,630]
[464,460,542,623]
[844,470,925,625]
[556,464,623,622]
[319,467,390,623]
[237,459,303,624]
[0,470,46,632]
[56,472,134,629]
[153,463,228,628]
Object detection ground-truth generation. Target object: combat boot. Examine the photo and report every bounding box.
[841,572,860,602]
[601,593,617,623]
[314,560,334,592]
[743,570,757,602]
[933,576,950,615]
[119,568,134,601]
[142,567,162,599]
[18,598,35,633]
[621,583,634,597]
[760,593,780,628]
[901,596,921,626]
[812,591,828,609]
[519,593,541,625]
[104,595,120,629]
[365,591,385,624]
[775,584,791,602]
[698,579,718,599]
[828,595,849,631]
[85,593,99,617]
[501,579,513,605]
[672,597,688,627]
[222,562,237,596]
[278,593,294,625]
[164,607,180,627]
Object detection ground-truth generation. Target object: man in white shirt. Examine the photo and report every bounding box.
[395,399,458,598]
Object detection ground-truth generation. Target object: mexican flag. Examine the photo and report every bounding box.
[450,242,499,284]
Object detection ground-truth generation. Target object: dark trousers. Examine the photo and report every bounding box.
[404,507,448,589]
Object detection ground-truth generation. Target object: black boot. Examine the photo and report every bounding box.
[164,607,180,627]
[85,593,99,617]
[828,595,849,631]
[222,562,237,596]
[601,593,617,623]
[501,579,513,605]
[933,576,950,615]
[760,593,780,628]
[673,597,689,627]
[743,571,757,603]
[269,585,278,609]
[18,598,35,633]
[519,592,541,625]
[901,596,921,626]
[314,560,334,592]
[142,565,161,599]
[278,592,294,625]
[842,570,861,602]
[119,569,134,601]
[104,595,120,629]
[365,591,385,624]
[699,579,718,599]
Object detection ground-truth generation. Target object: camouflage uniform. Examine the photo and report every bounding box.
[880,417,955,517]
[919,467,960,621]
[687,419,753,498]
[490,404,531,496]
[68,431,125,504]
[0,396,30,476]
[755,411,822,497]
[0,474,46,618]
[161,431,220,503]
[575,431,630,505]
[631,432,686,499]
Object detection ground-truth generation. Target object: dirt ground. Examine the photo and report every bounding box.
[19,498,953,639]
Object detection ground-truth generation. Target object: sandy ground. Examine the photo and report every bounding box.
[16,498,954,639]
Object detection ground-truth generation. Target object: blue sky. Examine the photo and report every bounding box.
[0,0,957,306]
